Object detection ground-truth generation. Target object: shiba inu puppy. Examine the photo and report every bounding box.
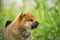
[2,12,39,40]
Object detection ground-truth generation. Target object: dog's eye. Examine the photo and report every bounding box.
[28,19,33,21]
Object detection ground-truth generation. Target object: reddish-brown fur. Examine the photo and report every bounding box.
[2,12,36,40]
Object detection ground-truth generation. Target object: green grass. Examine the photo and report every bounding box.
[0,0,60,40]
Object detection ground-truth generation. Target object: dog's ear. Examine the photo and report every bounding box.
[17,12,26,21]
[5,20,12,27]
[20,12,25,19]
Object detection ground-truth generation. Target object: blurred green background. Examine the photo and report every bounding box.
[0,0,60,40]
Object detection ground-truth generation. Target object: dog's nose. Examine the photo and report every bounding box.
[35,21,39,25]
[31,21,39,29]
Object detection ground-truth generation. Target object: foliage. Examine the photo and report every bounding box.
[0,0,60,40]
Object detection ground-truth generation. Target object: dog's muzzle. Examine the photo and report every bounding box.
[31,21,39,29]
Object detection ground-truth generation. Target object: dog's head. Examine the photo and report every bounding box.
[17,12,39,30]
[5,12,39,30]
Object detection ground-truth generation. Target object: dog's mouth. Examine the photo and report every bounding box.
[31,21,39,29]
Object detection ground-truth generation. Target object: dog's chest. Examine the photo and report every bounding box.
[21,30,32,40]
[15,34,32,40]
[14,30,32,40]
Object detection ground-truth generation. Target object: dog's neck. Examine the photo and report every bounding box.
[10,22,32,40]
